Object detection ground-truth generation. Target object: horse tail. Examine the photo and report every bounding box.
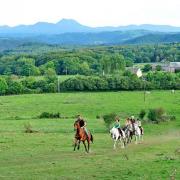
[90,133,94,143]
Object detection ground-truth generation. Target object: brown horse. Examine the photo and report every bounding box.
[74,119,93,153]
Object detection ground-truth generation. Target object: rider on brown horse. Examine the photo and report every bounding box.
[74,115,93,153]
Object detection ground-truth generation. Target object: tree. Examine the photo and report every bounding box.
[15,57,40,76]
[156,65,162,71]
[101,55,111,75]
[39,61,55,75]
[45,68,57,83]
[79,62,91,75]
[0,78,8,95]
[7,81,24,94]
[125,58,134,67]
[143,64,152,72]
[109,54,125,74]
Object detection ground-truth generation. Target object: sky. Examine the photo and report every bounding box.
[0,0,179,27]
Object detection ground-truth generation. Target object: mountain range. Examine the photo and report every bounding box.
[0,19,180,35]
[0,19,180,49]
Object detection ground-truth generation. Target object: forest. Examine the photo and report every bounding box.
[0,43,179,94]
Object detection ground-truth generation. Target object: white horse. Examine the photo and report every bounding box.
[130,123,143,144]
[110,127,126,149]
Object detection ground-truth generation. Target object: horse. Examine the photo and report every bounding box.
[129,122,143,144]
[73,119,93,153]
[110,127,126,149]
[122,125,133,144]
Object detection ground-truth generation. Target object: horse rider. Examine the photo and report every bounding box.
[76,115,89,137]
[130,116,135,132]
[81,120,89,137]
[137,118,144,135]
[125,117,131,127]
[114,116,123,136]
[77,114,83,121]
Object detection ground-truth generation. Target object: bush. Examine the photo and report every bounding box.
[0,77,8,95]
[102,113,117,129]
[96,115,101,119]
[7,81,24,94]
[139,109,146,120]
[39,112,61,119]
[147,107,166,123]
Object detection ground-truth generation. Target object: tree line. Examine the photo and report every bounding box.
[0,71,179,95]
[0,43,179,76]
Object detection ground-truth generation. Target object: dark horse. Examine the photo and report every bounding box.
[74,119,93,153]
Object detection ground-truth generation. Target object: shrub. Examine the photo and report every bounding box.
[7,81,24,94]
[139,109,146,120]
[39,112,61,119]
[147,107,166,123]
[102,113,117,129]
[0,77,8,95]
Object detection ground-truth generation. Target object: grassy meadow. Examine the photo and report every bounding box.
[0,91,179,179]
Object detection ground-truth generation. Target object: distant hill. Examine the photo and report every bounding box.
[124,33,180,44]
[33,30,150,45]
[0,19,180,36]
[0,37,25,51]
[0,31,180,51]
[0,19,180,49]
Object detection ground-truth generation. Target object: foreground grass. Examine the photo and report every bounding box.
[0,132,179,180]
[0,91,179,179]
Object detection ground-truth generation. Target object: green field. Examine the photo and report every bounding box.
[0,91,179,179]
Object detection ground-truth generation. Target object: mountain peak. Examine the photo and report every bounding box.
[57,18,81,25]
[55,18,90,33]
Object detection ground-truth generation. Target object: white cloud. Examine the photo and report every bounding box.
[0,0,179,26]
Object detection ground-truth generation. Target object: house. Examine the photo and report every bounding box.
[152,62,180,72]
[169,62,180,72]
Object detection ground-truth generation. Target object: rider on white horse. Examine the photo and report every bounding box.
[137,118,144,135]
[113,116,124,136]
[110,117,126,149]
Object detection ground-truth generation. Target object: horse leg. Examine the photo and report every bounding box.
[139,134,141,142]
[74,139,78,151]
[129,132,133,143]
[122,138,125,147]
[127,133,130,144]
[77,140,81,150]
[114,140,117,149]
[128,132,131,143]
[121,138,125,149]
[87,140,90,153]
[83,141,88,153]
[135,135,138,144]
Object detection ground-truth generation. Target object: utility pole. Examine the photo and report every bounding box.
[57,76,60,93]
[143,77,146,102]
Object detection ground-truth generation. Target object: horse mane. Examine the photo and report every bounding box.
[79,119,85,127]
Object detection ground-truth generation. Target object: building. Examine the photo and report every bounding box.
[169,62,180,72]
[152,62,180,72]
